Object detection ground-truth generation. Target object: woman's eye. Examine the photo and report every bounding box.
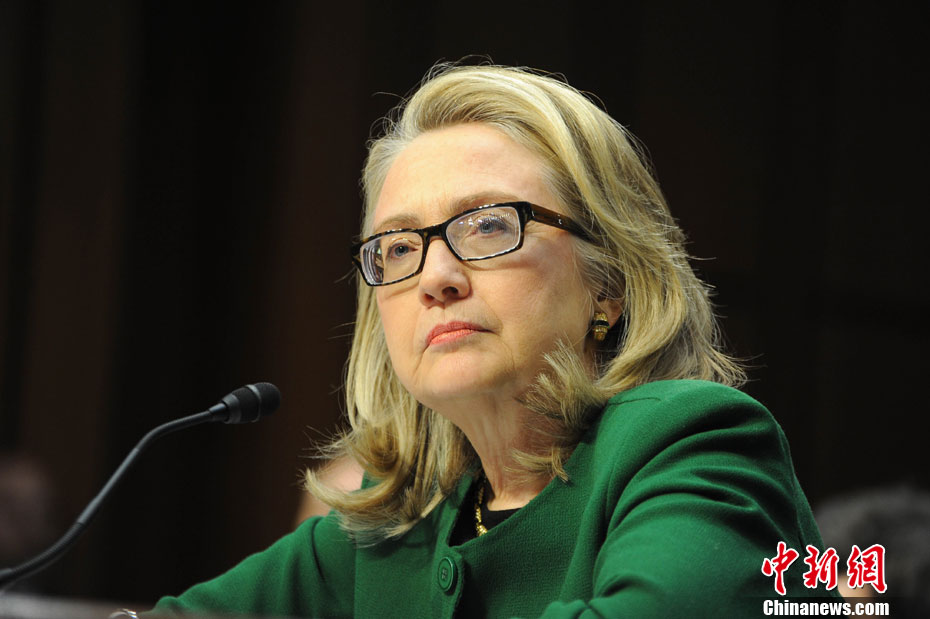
[474,215,510,234]
[385,240,416,261]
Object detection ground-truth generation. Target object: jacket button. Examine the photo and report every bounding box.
[437,556,456,592]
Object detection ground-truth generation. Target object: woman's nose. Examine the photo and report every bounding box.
[417,237,471,305]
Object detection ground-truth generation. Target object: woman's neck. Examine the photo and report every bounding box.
[438,395,554,510]
[482,469,550,511]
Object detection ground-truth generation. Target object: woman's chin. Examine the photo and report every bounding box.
[410,367,512,411]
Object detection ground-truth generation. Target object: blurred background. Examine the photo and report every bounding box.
[1,0,927,607]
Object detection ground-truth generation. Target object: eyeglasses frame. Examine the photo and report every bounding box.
[350,201,592,286]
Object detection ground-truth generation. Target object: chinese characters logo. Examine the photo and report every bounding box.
[762,542,886,595]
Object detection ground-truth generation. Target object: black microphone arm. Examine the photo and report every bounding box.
[0,382,281,591]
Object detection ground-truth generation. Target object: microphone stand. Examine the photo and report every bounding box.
[0,410,216,591]
[0,382,279,592]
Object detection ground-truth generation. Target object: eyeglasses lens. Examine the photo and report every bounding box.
[447,207,521,258]
[361,232,422,285]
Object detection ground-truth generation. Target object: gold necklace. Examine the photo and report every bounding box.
[474,478,488,537]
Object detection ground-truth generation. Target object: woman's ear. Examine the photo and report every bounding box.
[597,296,624,329]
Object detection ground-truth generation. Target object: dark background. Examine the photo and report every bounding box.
[1,0,926,606]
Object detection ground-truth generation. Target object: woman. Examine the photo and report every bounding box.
[152,64,838,616]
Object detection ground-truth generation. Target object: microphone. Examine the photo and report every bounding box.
[208,382,281,424]
[0,382,281,591]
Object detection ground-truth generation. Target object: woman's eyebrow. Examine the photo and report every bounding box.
[373,213,420,233]
[448,192,522,215]
[372,192,523,234]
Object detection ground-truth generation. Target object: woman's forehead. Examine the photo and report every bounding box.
[371,125,552,233]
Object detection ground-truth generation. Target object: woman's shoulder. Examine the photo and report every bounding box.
[594,379,781,451]
[606,378,762,410]
[581,379,799,508]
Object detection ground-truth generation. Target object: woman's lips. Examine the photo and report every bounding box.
[426,321,486,347]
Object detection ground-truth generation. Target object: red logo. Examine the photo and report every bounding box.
[802,545,839,590]
[762,541,800,595]
[762,542,887,595]
[847,544,887,593]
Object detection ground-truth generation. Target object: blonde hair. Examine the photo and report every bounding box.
[306,63,745,541]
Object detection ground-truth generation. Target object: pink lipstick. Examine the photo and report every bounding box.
[426,321,486,347]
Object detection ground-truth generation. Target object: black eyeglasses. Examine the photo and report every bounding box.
[350,201,591,286]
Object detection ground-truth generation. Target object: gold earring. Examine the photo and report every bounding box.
[591,312,609,341]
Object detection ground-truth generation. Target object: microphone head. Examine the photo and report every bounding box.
[219,382,281,424]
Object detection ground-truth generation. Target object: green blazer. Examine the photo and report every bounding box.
[153,380,840,617]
